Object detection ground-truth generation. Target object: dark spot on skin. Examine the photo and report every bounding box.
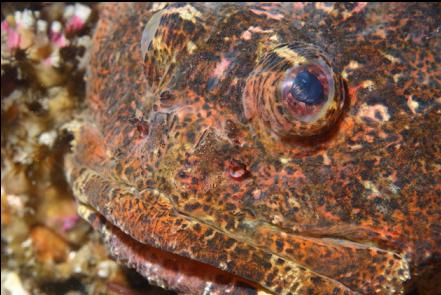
[124,167,134,176]
[265,270,278,286]
[183,20,195,33]
[277,105,285,115]
[388,199,399,211]
[184,202,202,212]
[224,238,236,249]
[235,247,249,256]
[317,196,325,206]
[207,77,218,91]
[186,131,196,143]
[218,252,228,262]
[115,163,122,174]
[360,169,371,181]
[225,218,235,230]
[206,232,223,251]
[374,110,383,121]
[374,197,383,206]
[204,228,214,237]
[202,103,210,110]
[311,276,323,285]
[178,171,187,178]
[226,203,237,211]
[276,240,284,251]
[290,282,299,290]
[193,223,201,232]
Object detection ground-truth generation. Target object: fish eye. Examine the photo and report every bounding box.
[280,65,330,123]
[243,42,345,138]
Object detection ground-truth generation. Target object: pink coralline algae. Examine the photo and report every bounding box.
[1,20,21,50]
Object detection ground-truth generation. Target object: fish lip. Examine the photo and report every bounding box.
[76,183,410,294]
[78,203,267,294]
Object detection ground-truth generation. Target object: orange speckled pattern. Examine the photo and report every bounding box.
[66,3,441,294]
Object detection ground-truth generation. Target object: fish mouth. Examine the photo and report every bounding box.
[71,163,412,294]
[78,204,268,294]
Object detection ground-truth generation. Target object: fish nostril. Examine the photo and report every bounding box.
[129,117,150,137]
[160,90,175,102]
[227,160,249,181]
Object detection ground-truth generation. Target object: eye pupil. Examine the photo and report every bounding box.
[290,70,325,105]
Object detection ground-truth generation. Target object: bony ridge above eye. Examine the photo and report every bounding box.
[242,42,345,138]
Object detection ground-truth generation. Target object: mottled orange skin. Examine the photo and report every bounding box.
[66,3,441,294]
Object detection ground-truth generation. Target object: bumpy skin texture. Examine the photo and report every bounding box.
[66,3,441,294]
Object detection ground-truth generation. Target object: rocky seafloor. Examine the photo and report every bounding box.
[1,3,173,294]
